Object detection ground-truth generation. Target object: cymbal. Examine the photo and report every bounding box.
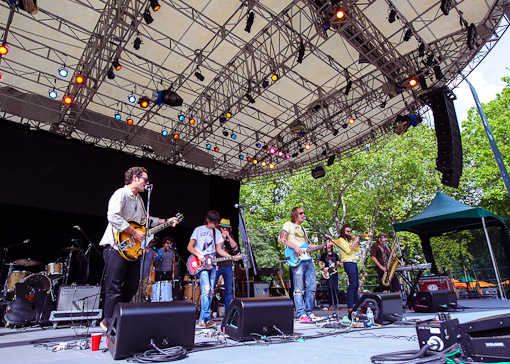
[13,258,42,266]
[62,246,80,252]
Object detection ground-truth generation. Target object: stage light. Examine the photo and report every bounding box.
[403,28,412,42]
[127,118,134,125]
[269,147,276,154]
[226,111,232,118]
[380,101,387,108]
[133,37,142,50]
[0,44,8,55]
[239,154,244,160]
[327,155,336,166]
[434,65,444,80]
[419,75,428,90]
[277,150,284,157]
[305,144,311,150]
[48,89,57,99]
[223,130,229,137]
[271,73,279,82]
[115,112,121,120]
[261,161,267,167]
[286,155,290,159]
[336,9,345,19]
[253,159,258,165]
[173,133,179,139]
[247,157,252,162]
[107,67,115,79]
[440,0,453,15]
[112,58,122,71]
[269,163,275,169]
[214,147,220,152]
[344,80,352,95]
[348,118,355,124]
[418,42,425,57]
[189,118,196,125]
[177,114,184,121]
[58,66,68,77]
[467,23,477,50]
[323,21,331,30]
[256,143,262,148]
[75,75,85,84]
[63,95,72,104]
[409,78,418,87]
[143,9,154,24]
[162,129,168,136]
[332,128,339,136]
[297,42,305,64]
[139,97,150,108]
[206,144,212,150]
[128,94,136,103]
[388,9,396,23]
[342,123,348,129]
[150,0,160,11]
[245,11,254,33]
[195,70,205,81]
[219,116,227,124]
[262,79,269,88]
[231,133,237,140]
[245,93,256,103]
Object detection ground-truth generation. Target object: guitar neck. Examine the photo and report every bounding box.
[212,256,237,263]
[148,215,182,235]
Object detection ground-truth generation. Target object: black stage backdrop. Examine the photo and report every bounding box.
[0,120,240,285]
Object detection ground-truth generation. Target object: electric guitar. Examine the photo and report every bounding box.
[187,254,244,276]
[115,213,183,261]
[284,243,326,267]
[321,261,338,279]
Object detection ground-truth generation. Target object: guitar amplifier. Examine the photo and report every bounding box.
[56,285,101,311]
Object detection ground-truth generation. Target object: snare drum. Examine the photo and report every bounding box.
[6,271,30,293]
[46,262,63,278]
[151,280,173,302]
[183,284,201,307]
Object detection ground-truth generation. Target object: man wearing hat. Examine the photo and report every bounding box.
[215,218,240,314]
[370,232,400,293]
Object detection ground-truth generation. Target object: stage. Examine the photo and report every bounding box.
[1,298,509,364]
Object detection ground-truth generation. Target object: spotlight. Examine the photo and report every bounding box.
[332,128,339,136]
[409,78,418,87]
[245,11,254,33]
[214,147,220,152]
[206,144,212,150]
[277,150,284,157]
[239,154,244,160]
[162,129,168,136]
[269,147,276,154]
[419,75,428,90]
[285,155,290,159]
[305,144,311,150]
[178,114,185,121]
[433,65,444,80]
[271,73,279,82]
[403,28,413,42]
[262,79,269,88]
[48,89,57,99]
[292,152,299,158]
[297,42,305,64]
[245,93,256,103]
[231,133,237,140]
[75,75,85,84]
[219,116,226,123]
[128,94,136,103]
[226,111,232,118]
[247,157,252,162]
[342,123,348,129]
[388,9,396,23]
[344,80,352,95]
[323,21,331,30]
[335,9,345,19]
[0,44,8,55]
[299,148,304,153]
[143,9,154,24]
[269,163,275,169]
[133,37,142,50]
[223,130,229,137]
[348,118,355,124]
[256,143,262,148]
[127,118,134,125]
[194,70,205,81]
[253,159,258,165]
[58,66,68,77]
[112,58,122,71]
[189,118,196,125]
[139,96,150,108]
[173,133,179,139]
[418,42,425,57]
[380,101,387,108]
[261,161,267,166]
[115,112,121,120]
[107,67,115,79]
[150,0,160,11]
[63,96,72,105]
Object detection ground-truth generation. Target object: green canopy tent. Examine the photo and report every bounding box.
[393,191,509,299]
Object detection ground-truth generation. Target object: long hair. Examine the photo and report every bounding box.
[339,225,351,239]
[290,207,301,223]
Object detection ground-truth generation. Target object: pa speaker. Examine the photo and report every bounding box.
[456,313,510,362]
[429,87,463,188]
[352,293,403,324]
[107,301,195,360]
[412,290,457,313]
[221,297,293,341]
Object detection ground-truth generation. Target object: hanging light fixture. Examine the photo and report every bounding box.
[150,0,161,11]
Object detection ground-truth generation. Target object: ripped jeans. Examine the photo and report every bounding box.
[291,259,317,318]
[199,268,217,322]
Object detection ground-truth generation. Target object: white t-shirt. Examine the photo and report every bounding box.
[190,225,223,256]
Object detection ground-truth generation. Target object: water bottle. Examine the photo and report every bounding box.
[366,307,374,327]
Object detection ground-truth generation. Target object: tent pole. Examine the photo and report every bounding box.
[481,217,506,300]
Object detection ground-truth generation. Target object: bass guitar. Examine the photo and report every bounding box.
[187,254,244,276]
[116,213,183,261]
[284,243,326,267]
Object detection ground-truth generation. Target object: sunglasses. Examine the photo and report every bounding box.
[137,174,149,183]
[298,212,305,215]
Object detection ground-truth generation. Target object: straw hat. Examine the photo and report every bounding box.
[218,218,231,228]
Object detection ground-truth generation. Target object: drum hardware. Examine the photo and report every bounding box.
[13,258,42,267]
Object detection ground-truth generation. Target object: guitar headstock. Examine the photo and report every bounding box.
[175,212,184,223]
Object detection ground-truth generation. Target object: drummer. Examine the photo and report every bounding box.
[150,237,176,283]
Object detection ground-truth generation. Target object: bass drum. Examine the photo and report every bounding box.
[20,274,52,302]
[151,280,173,302]
[6,271,30,293]
[183,284,201,307]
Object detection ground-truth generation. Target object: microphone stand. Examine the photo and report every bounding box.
[1,239,30,299]
[74,228,102,284]
[237,205,255,297]
[137,185,153,303]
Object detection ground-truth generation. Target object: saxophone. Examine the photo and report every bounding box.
[381,241,400,287]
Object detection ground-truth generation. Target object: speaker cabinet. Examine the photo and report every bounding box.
[221,297,293,341]
[429,87,463,188]
[352,293,403,324]
[107,300,196,360]
[412,290,457,313]
[456,313,510,362]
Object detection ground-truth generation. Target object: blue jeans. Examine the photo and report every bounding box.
[326,273,341,307]
[199,268,217,322]
[343,262,359,309]
[215,265,234,313]
[291,259,317,318]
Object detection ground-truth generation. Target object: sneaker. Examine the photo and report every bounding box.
[100,319,108,332]
[328,307,334,311]
[205,320,216,328]
[309,313,319,321]
[299,315,312,323]
[198,321,206,328]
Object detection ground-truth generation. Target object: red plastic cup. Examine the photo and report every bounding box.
[91,333,102,351]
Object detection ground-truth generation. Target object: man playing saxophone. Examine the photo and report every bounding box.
[370,233,400,293]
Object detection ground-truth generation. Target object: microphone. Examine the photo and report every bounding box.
[23,239,30,244]
[71,238,81,242]
[234,204,252,208]
[145,184,154,190]
[72,300,81,311]
[73,225,81,230]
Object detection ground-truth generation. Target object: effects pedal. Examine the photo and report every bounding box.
[416,316,459,351]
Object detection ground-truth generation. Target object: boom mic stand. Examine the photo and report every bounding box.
[237,205,256,297]
[74,227,103,283]
[137,184,153,303]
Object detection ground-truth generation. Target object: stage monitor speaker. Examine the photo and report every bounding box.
[456,313,510,362]
[412,290,457,313]
[352,293,403,324]
[107,301,196,360]
[429,87,463,188]
[221,297,293,341]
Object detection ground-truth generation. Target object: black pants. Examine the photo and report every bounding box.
[376,272,400,293]
[102,246,141,327]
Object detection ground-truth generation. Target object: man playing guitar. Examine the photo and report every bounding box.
[187,210,240,328]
